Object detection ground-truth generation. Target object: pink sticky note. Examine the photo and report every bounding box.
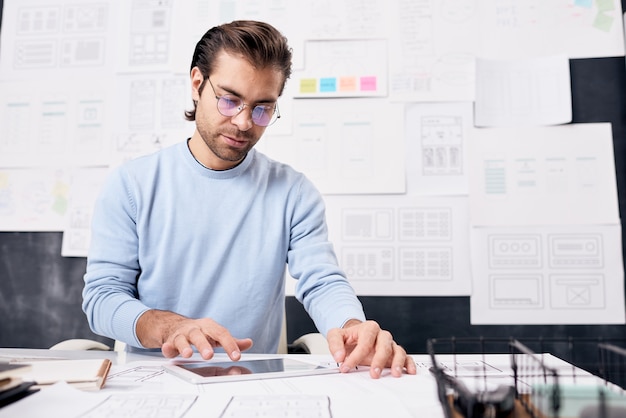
[360,76,377,91]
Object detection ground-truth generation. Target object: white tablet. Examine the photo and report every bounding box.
[162,357,339,384]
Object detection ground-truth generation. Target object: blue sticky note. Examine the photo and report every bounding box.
[319,78,337,92]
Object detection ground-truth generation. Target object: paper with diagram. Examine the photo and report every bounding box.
[468,123,624,324]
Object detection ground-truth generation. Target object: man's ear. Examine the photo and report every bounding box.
[190,67,204,101]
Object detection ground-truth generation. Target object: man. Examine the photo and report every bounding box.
[83,20,416,379]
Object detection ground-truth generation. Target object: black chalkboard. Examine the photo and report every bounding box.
[0,232,113,349]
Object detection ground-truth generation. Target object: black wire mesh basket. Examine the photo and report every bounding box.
[427,337,626,418]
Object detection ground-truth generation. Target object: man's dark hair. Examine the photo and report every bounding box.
[184,20,293,121]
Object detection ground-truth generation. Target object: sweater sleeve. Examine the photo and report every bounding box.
[286,176,366,336]
[82,167,150,348]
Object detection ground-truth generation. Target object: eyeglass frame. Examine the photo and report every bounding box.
[203,76,280,127]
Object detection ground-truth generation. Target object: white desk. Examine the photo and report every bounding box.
[1,348,616,418]
[0,348,444,417]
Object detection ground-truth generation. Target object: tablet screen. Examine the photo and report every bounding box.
[181,358,310,376]
[164,358,338,383]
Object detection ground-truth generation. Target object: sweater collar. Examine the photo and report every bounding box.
[182,138,254,179]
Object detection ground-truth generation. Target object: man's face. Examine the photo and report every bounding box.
[190,50,283,171]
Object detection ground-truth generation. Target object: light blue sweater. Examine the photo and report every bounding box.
[82,140,365,353]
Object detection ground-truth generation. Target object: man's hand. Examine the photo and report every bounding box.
[326,319,417,379]
[136,309,253,360]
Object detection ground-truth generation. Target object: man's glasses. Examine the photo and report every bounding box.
[205,77,280,127]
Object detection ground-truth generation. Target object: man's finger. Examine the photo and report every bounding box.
[234,338,254,352]
[389,342,408,377]
[199,321,244,361]
[169,333,194,358]
[404,353,418,375]
[188,327,216,360]
[161,341,179,358]
[326,328,348,363]
[367,329,393,378]
[342,322,381,371]
[223,338,254,360]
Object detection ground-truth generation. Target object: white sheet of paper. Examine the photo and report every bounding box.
[0,382,109,418]
[388,1,477,102]
[0,80,112,168]
[108,73,193,167]
[479,0,625,59]
[468,123,620,226]
[0,0,119,81]
[260,98,406,195]
[61,167,109,257]
[469,224,625,324]
[112,1,178,74]
[405,101,473,195]
[0,168,71,231]
[293,39,388,98]
[474,55,572,127]
[285,194,472,297]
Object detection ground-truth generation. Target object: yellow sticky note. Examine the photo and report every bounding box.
[299,78,317,94]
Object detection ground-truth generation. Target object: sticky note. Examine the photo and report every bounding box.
[299,78,317,94]
[596,0,615,12]
[339,76,358,92]
[360,76,377,92]
[319,77,337,93]
[593,12,614,32]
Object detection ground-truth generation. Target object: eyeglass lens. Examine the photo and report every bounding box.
[216,95,276,127]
